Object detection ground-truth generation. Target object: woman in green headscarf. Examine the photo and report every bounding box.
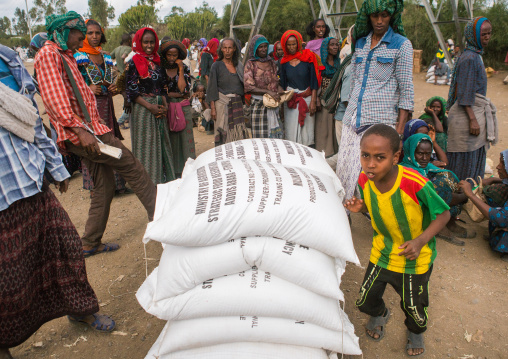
[402,133,473,245]
[46,11,87,51]
[419,96,448,152]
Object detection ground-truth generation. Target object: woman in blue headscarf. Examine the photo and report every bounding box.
[459,149,508,261]
[446,17,496,181]
[315,36,340,157]
[402,134,471,245]
[244,34,284,139]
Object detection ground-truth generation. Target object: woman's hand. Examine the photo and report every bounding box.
[316,99,322,111]
[309,101,317,116]
[148,104,166,117]
[108,83,118,95]
[268,91,281,102]
[175,59,184,69]
[89,84,102,95]
[424,106,434,116]
[211,108,217,121]
[469,118,480,136]
[458,180,474,198]
[432,160,447,168]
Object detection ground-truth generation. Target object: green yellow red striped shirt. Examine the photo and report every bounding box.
[358,165,450,274]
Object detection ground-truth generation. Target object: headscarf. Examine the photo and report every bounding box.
[272,41,281,60]
[320,37,340,78]
[305,38,324,57]
[280,30,322,86]
[159,39,187,69]
[446,16,490,110]
[401,133,458,180]
[268,44,274,56]
[79,19,103,56]
[131,27,160,79]
[199,38,208,49]
[182,38,191,49]
[501,149,508,185]
[30,32,48,50]
[339,25,354,62]
[46,11,86,51]
[419,96,447,123]
[352,0,405,47]
[202,38,219,61]
[403,118,428,142]
[248,34,271,62]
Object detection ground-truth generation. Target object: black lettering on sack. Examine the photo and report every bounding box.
[235,143,246,159]
[311,174,328,193]
[224,142,234,159]
[264,272,271,282]
[284,166,303,187]
[254,162,270,213]
[300,170,316,203]
[239,316,246,321]
[195,166,209,215]
[242,160,257,202]
[207,162,225,222]
[295,321,305,325]
[250,266,258,288]
[214,146,224,161]
[202,279,213,289]
[251,316,259,328]
[282,140,295,155]
[296,145,307,165]
[252,140,261,160]
[303,146,313,157]
[282,241,296,255]
[299,244,309,250]
[260,138,271,162]
[266,163,284,205]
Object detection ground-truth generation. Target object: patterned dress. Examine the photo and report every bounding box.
[125,60,175,184]
[166,64,195,176]
[74,51,126,192]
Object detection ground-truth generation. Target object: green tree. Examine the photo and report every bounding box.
[137,0,161,7]
[12,8,29,36]
[0,17,11,36]
[118,5,158,33]
[87,0,115,28]
[33,0,67,17]
[165,2,218,40]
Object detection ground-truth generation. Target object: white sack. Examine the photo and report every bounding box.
[144,159,358,263]
[183,138,337,181]
[146,341,330,359]
[426,65,436,78]
[153,237,345,300]
[426,75,435,83]
[137,268,345,331]
[146,316,362,356]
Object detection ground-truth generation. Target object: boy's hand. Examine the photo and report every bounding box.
[344,196,365,213]
[398,237,425,261]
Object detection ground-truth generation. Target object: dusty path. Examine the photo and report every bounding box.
[10,66,508,359]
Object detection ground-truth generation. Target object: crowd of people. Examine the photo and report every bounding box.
[0,0,504,357]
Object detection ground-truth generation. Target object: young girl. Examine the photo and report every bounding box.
[125,27,175,184]
[159,39,196,178]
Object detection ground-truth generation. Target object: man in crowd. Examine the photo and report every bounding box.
[34,11,157,258]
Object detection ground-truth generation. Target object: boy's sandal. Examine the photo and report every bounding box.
[83,243,120,258]
[68,313,116,332]
[406,330,425,357]
[366,308,390,342]
[436,233,465,246]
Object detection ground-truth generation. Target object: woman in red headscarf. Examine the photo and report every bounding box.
[125,27,176,184]
[199,38,219,89]
[279,30,320,147]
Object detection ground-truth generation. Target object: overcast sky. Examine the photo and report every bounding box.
[2,0,229,27]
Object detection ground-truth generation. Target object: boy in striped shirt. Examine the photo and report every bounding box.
[345,124,450,356]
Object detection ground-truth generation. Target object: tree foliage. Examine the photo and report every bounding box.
[33,0,68,18]
[12,8,29,36]
[165,2,218,40]
[118,5,158,33]
[0,17,11,36]
[87,0,115,29]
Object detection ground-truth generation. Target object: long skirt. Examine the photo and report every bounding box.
[131,97,176,184]
[167,98,196,177]
[0,185,98,348]
[429,171,461,217]
[446,146,486,181]
[284,97,315,147]
[250,98,283,139]
[82,93,126,191]
[214,93,250,146]
[315,106,337,157]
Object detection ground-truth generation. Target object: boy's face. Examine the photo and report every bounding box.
[360,134,400,182]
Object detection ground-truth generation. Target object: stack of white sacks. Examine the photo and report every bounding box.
[426,64,451,85]
[136,138,363,358]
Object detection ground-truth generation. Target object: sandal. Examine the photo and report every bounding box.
[68,313,116,332]
[501,254,508,263]
[83,243,120,258]
[437,233,465,246]
[366,308,390,341]
[406,330,425,356]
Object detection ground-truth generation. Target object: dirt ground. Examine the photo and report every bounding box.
[10,64,508,359]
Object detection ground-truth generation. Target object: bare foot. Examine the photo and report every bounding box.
[407,347,424,356]
[367,326,381,339]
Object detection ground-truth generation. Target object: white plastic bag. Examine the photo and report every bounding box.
[146,316,361,356]
[144,159,358,263]
[146,341,330,359]
[152,237,345,300]
[183,138,338,181]
[137,268,346,331]
[426,65,435,78]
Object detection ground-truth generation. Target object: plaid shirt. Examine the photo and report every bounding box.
[34,41,110,149]
[344,27,414,128]
[0,45,69,211]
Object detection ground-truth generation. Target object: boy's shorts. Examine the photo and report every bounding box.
[356,262,432,334]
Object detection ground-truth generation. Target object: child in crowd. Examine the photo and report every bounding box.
[345,124,450,357]
[191,83,213,135]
